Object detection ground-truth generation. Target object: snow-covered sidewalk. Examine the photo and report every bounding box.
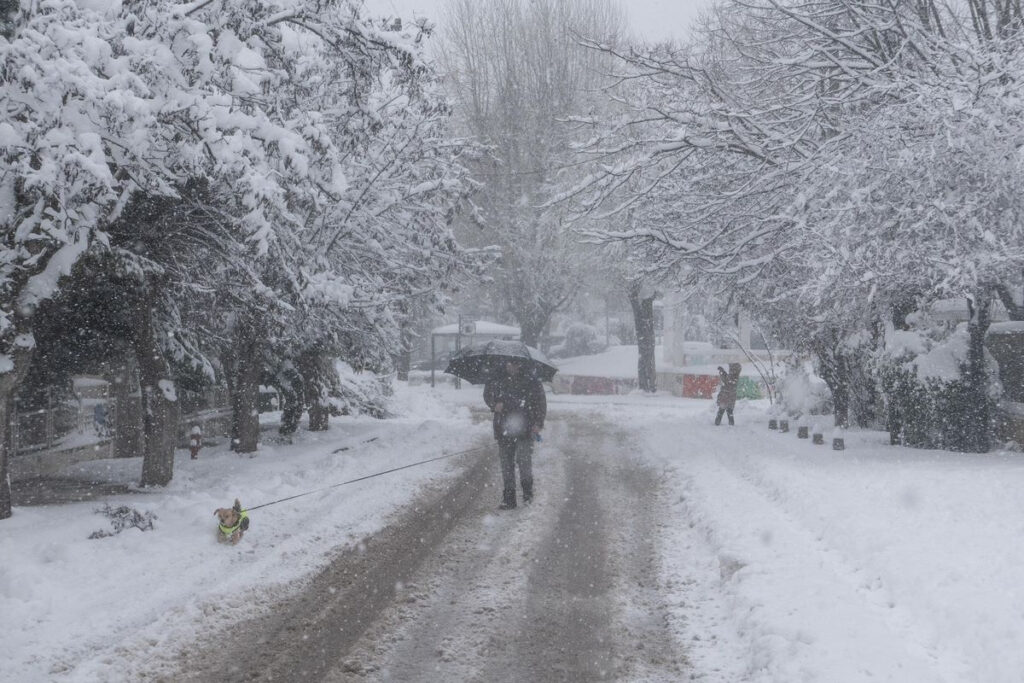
[0,385,483,682]
[604,396,1024,682]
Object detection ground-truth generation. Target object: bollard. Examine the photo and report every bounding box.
[779,419,789,433]
[832,437,845,451]
[812,433,824,445]
[768,419,778,430]
[797,426,809,439]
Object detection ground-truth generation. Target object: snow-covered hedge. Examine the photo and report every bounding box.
[550,323,605,358]
[328,361,392,419]
[877,326,999,450]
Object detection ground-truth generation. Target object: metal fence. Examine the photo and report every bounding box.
[9,387,229,457]
[179,386,230,415]
[10,398,116,455]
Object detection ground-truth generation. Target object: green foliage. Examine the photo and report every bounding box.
[878,361,992,452]
[736,376,762,400]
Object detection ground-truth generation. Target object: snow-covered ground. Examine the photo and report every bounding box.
[0,384,483,682]
[611,396,1024,682]
[4,378,1024,681]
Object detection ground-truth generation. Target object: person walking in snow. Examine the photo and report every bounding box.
[483,358,546,509]
[715,363,742,426]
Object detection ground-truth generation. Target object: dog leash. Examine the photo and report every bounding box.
[244,444,490,512]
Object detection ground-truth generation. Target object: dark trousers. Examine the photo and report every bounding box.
[715,407,734,425]
[497,437,534,506]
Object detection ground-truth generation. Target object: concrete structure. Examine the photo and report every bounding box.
[656,292,780,398]
[427,320,521,388]
[9,385,233,480]
[660,291,768,368]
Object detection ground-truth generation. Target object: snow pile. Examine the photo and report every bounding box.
[911,326,970,382]
[885,323,979,383]
[777,361,831,417]
[553,344,643,378]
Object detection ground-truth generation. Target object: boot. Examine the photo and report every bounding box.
[522,479,533,504]
[499,488,517,510]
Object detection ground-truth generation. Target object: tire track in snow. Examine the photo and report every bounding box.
[327,422,569,681]
[332,412,686,682]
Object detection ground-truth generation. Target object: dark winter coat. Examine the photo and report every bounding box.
[483,372,546,442]
[716,363,742,408]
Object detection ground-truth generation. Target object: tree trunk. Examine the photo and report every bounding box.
[230,329,261,453]
[0,342,32,519]
[277,362,304,436]
[993,274,1024,321]
[307,401,329,431]
[0,397,12,520]
[518,316,546,348]
[509,292,565,349]
[300,348,331,432]
[107,355,143,459]
[815,335,850,429]
[962,294,993,453]
[133,299,179,488]
[830,372,851,429]
[849,321,884,429]
[395,326,412,382]
[629,283,657,392]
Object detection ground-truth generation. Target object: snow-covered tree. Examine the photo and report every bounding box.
[567,0,1024,442]
[0,0,476,515]
[439,0,625,346]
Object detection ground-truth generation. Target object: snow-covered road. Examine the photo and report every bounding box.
[5,385,1024,682]
[330,411,688,681]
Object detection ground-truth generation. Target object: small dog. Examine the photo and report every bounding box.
[214,499,249,545]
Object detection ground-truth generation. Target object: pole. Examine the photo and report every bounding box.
[605,294,610,346]
[46,387,54,448]
[430,333,436,388]
[455,315,462,390]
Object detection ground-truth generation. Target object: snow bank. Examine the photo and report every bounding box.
[553,344,643,378]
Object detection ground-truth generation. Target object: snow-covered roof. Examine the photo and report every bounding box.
[431,321,520,336]
[930,297,1009,322]
[929,298,969,320]
[988,321,1024,335]
[72,376,109,388]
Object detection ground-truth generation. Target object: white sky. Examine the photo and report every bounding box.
[369,0,710,43]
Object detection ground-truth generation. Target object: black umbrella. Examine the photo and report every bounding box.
[444,340,558,385]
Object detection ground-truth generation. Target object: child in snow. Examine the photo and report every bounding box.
[715,363,742,426]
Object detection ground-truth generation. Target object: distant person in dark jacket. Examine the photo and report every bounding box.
[715,362,742,426]
[483,358,546,509]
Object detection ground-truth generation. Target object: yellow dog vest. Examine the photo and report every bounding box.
[219,509,249,537]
